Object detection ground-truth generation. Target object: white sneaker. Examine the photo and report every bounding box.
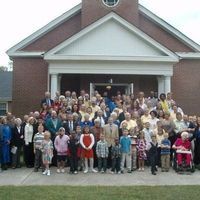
[42,169,47,175]
[61,169,65,173]
[74,171,78,174]
[141,168,144,171]
[47,170,50,176]
[84,169,88,174]
[57,169,61,173]
[92,169,97,173]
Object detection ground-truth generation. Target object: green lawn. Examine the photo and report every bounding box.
[0,186,199,200]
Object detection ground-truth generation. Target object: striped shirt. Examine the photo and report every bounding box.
[33,132,44,150]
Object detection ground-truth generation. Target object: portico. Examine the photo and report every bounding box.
[45,12,177,99]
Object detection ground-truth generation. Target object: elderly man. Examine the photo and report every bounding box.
[120,112,137,131]
[63,113,78,135]
[94,110,106,128]
[41,91,54,108]
[45,111,62,139]
[103,117,119,168]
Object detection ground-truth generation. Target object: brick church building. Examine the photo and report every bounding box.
[7,0,200,117]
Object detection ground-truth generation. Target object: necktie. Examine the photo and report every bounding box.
[110,125,112,133]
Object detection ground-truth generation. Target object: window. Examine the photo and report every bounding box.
[0,103,7,116]
[102,0,119,7]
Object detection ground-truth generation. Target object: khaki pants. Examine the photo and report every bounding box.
[161,154,170,170]
[121,153,131,171]
[131,148,137,170]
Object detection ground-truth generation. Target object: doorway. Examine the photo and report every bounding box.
[90,83,134,98]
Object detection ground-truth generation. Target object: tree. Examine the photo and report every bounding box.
[0,66,8,71]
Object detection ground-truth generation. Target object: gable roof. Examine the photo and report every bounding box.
[7,3,200,58]
[139,5,200,52]
[0,71,12,101]
[44,12,178,63]
[6,4,82,57]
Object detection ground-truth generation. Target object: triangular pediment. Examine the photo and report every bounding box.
[45,12,178,62]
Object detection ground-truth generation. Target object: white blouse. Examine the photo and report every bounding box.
[24,123,34,145]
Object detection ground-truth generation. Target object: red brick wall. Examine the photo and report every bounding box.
[81,0,139,28]
[12,58,48,117]
[172,60,200,115]
[139,13,194,52]
[22,12,82,51]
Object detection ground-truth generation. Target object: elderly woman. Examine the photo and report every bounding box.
[172,132,191,170]
[11,118,24,169]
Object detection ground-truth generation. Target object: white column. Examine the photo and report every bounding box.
[57,74,62,94]
[164,76,171,94]
[50,73,58,99]
[157,76,165,96]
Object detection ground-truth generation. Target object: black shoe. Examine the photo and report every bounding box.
[186,166,191,172]
[152,172,156,175]
[2,165,8,170]
[178,165,183,171]
[127,170,132,173]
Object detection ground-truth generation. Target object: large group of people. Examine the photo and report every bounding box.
[0,89,200,176]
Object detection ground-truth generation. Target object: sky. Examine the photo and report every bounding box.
[0,0,200,67]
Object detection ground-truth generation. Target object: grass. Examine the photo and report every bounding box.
[0,186,200,200]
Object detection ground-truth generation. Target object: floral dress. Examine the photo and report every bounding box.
[41,139,54,164]
[137,139,147,160]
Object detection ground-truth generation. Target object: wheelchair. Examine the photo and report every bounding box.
[172,149,195,174]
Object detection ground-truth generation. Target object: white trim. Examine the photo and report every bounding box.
[139,5,200,52]
[102,0,119,8]
[6,4,81,56]
[44,12,178,62]
[45,55,177,62]
[7,3,200,57]
[176,52,200,59]
[8,51,45,57]
[49,61,174,76]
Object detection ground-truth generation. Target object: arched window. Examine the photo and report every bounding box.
[102,0,119,7]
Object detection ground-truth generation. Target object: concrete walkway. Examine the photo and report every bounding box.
[0,167,200,186]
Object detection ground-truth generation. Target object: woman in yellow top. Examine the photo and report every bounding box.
[159,93,169,113]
